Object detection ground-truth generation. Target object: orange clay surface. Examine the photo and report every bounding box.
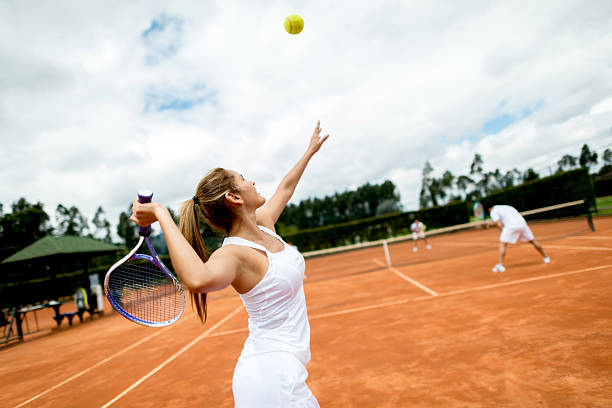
[1,216,611,407]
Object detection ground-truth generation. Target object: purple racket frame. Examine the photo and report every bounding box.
[104,189,186,327]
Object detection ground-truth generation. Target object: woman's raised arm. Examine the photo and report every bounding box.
[257,121,329,228]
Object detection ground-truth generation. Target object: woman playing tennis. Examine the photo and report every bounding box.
[130,121,328,407]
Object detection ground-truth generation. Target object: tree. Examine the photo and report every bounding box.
[0,198,53,257]
[557,154,577,173]
[522,168,539,182]
[469,153,484,198]
[428,177,445,207]
[419,161,439,208]
[579,144,598,170]
[55,204,88,236]
[92,206,112,242]
[375,199,401,216]
[440,170,455,199]
[456,175,474,199]
[117,205,139,248]
[599,148,612,175]
[469,153,484,177]
[604,148,612,165]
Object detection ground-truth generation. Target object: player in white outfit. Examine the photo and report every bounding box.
[488,205,550,273]
[130,121,328,407]
[410,218,431,252]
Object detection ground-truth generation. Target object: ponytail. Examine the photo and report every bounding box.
[179,198,209,323]
[178,167,240,324]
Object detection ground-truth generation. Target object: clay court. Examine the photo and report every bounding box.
[2,216,611,407]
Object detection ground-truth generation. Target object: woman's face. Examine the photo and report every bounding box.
[229,170,266,209]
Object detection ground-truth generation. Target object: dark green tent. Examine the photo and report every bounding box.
[2,236,119,264]
[1,236,120,309]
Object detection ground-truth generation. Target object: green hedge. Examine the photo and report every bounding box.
[593,174,612,197]
[480,168,595,220]
[280,200,470,251]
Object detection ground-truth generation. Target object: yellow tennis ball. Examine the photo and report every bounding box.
[284,14,304,35]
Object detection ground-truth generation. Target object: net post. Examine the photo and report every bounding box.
[587,208,595,232]
[382,240,391,268]
[584,197,596,232]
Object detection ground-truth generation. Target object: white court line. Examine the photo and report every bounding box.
[101,305,243,408]
[388,267,439,296]
[441,265,612,297]
[13,317,188,408]
[567,236,612,240]
[207,327,248,338]
[544,245,612,251]
[372,258,387,267]
[373,257,438,296]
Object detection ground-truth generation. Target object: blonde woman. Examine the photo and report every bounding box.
[130,122,329,407]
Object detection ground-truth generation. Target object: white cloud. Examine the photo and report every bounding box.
[1,0,611,239]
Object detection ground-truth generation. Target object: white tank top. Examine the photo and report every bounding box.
[222,225,311,364]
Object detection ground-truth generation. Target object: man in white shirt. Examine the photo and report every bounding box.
[410,218,431,252]
[487,205,550,272]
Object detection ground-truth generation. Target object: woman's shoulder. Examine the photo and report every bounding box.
[212,240,265,260]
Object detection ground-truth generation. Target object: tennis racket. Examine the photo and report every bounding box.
[104,189,185,327]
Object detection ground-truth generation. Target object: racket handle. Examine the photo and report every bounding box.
[138,189,154,237]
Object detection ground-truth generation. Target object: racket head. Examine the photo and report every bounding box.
[473,202,485,220]
[105,239,186,327]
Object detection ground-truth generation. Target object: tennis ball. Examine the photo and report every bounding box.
[284,14,304,35]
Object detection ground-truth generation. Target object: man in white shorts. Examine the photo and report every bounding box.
[488,205,550,272]
[410,218,431,252]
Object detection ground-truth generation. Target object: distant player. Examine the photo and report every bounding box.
[410,218,431,252]
[487,205,550,272]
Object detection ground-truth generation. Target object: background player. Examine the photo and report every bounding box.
[410,217,431,252]
[487,204,551,272]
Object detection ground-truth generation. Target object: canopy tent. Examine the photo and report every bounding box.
[1,236,120,309]
[2,235,119,264]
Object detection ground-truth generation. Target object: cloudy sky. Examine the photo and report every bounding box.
[1,1,611,239]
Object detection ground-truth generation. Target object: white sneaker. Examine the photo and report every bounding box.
[492,264,506,273]
[543,257,551,264]
[413,247,418,252]
[426,244,431,250]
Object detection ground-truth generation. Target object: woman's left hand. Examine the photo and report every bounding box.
[307,120,329,156]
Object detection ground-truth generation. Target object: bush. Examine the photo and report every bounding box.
[593,173,612,197]
[480,168,595,220]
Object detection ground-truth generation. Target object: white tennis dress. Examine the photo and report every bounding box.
[223,225,319,408]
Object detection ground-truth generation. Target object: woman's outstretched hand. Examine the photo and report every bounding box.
[307,120,329,156]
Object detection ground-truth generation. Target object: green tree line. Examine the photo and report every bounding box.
[419,143,611,209]
[276,180,401,234]
[0,200,140,261]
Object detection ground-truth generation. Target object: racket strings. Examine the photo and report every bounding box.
[108,259,184,324]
